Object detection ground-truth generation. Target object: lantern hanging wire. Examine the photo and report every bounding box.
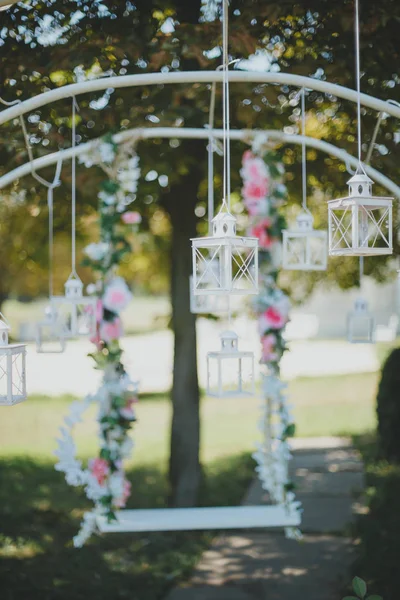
[300,87,308,214]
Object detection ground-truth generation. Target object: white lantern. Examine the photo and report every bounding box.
[189,276,230,314]
[282,211,327,271]
[35,306,67,354]
[347,297,375,343]
[207,330,255,397]
[192,208,258,296]
[51,274,96,339]
[0,314,27,406]
[328,170,393,256]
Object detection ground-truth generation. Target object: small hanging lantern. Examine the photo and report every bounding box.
[347,297,375,343]
[192,206,258,297]
[207,330,255,397]
[0,314,27,406]
[35,306,67,354]
[282,211,327,271]
[328,169,393,256]
[51,274,96,339]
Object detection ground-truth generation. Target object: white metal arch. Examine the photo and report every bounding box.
[1,127,399,200]
[1,71,400,125]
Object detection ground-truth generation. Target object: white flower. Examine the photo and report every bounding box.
[99,142,116,164]
[84,242,110,262]
[108,471,125,499]
[98,190,116,205]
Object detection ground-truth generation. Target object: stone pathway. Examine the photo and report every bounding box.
[166,437,364,600]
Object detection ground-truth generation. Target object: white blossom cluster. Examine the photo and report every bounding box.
[79,140,116,168]
[54,374,138,547]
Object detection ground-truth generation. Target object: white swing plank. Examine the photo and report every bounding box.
[97,504,301,533]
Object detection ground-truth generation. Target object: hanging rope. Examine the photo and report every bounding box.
[0,97,63,298]
[222,0,231,209]
[208,82,217,234]
[355,0,362,165]
[301,88,308,211]
[71,97,79,278]
[359,255,364,289]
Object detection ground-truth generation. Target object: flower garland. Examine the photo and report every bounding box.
[55,135,142,547]
[241,134,302,538]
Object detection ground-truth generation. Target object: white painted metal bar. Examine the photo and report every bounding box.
[1,127,399,199]
[97,504,301,533]
[1,71,400,125]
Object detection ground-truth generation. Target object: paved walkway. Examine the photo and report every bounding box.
[25,319,379,396]
[166,437,364,600]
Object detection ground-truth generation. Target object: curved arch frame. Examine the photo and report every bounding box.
[1,71,400,125]
[1,127,399,200]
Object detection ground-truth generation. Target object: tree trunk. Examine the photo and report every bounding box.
[162,140,204,507]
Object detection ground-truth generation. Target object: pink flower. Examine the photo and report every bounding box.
[89,457,109,485]
[259,307,287,332]
[242,150,254,163]
[100,317,123,343]
[249,218,273,249]
[95,299,103,323]
[261,333,278,363]
[102,277,132,313]
[114,478,131,508]
[122,211,142,225]
[241,154,270,183]
[243,180,268,201]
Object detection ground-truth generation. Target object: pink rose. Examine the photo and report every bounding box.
[242,180,268,201]
[242,150,254,163]
[259,307,287,332]
[114,478,131,508]
[122,211,142,225]
[102,277,132,313]
[261,333,278,363]
[89,457,109,485]
[249,219,273,249]
[100,317,123,343]
[241,154,270,182]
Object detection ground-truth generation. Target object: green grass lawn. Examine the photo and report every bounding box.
[0,371,380,600]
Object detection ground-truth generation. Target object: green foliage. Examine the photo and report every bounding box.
[351,434,400,599]
[342,576,383,600]
[376,348,400,462]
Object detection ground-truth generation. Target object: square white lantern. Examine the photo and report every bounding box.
[282,212,327,271]
[328,171,393,256]
[35,306,67,354]
[207,330,255,398]
[189,275,230,314]
[347,297,375,343]
[0,316,27,406]
[51,274,96,339]
[192,209,258,296]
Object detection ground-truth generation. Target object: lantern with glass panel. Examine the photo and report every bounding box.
[192,206,258,297]
[35,305,67,353]
[207,330,255,397]
[347,297,375,343]
[328,169,392,257]
[282,211,327,271]
[51,274,96,339]
[0,314,27,406]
